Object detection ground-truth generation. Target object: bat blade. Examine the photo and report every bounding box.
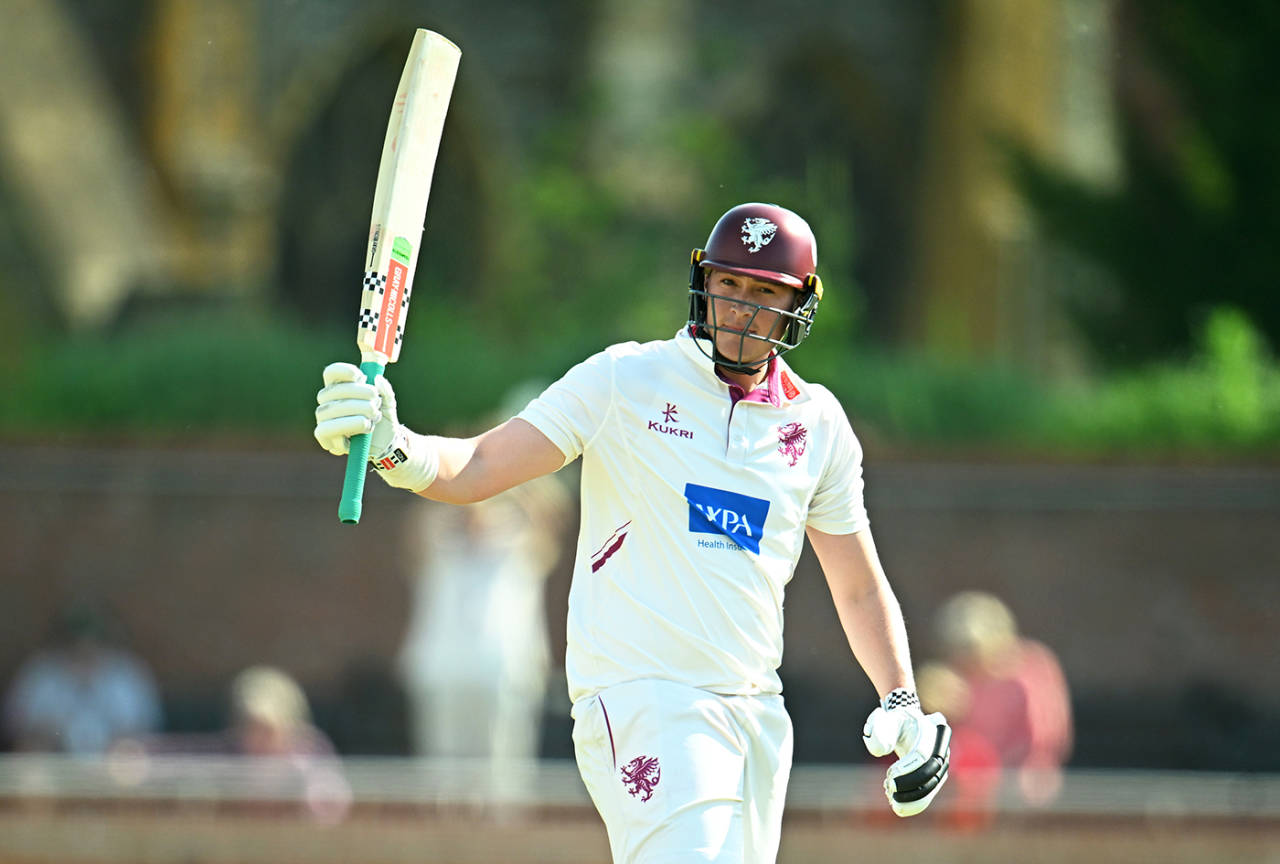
[339,29,460,525]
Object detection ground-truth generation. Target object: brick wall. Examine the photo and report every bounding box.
[2,447,1276,768]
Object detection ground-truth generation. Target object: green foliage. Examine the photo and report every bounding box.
[6,14,1278,458]
[0,310,344,443]
[815,351,1047,448]
[0,302,639,445]
[2,305,1275,458]
[1007,0,1280,365]
[1042,307,1280,454]
[472,100,870,360]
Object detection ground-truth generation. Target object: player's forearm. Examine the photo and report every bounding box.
[809,528,916,698]
[417,418,565,505]
[831,575,916,699]
[417,434,489,504]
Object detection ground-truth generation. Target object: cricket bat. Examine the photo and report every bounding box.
[338,29,461,524]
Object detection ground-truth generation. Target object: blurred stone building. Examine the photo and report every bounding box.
[0,0,1117,376]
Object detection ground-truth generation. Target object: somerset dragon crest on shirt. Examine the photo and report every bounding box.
[621,755,661,802]
[777,422,807,466]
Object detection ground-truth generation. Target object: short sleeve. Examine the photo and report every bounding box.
[805,401,870,534]
[516,348,615,465]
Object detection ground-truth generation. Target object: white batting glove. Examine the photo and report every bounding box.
[315,362,393,456]
[863,688,951,817]
[314,362,439,492]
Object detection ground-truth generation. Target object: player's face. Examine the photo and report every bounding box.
[705,269,798,365]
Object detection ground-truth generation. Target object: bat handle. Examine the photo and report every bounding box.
[338,359,387,524]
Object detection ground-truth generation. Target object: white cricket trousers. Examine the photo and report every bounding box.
[571,679,794,864]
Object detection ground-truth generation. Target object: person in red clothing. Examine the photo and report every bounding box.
[918,591,1072,824]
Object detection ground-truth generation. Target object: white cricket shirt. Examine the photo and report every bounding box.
[518,328,869,702]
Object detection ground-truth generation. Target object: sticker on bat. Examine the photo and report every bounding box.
[367,224,383,269]
[375,257,408,356]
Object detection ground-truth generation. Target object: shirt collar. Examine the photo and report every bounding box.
[674,328,801,406]
[720,356,782,407]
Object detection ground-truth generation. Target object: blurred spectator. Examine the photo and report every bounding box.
[127,665,350,823]
[395,381,572,800]
[397,471,570,771]
[226,665,334,760]
[918,591,1072,824]
[397,380,572,783]
[2,600,162,755]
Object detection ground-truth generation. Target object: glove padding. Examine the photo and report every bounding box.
[314,362,398,458]
[863,693,951,817]
[314,362,439,492]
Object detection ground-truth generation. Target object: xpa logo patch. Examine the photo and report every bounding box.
[741,217,778,253]
[684,483,770,554]
[620,755,660,802]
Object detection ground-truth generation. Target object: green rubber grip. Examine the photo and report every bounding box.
[338,360,386,524]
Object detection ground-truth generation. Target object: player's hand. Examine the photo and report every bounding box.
[314,362,398,458]
[862,689,951,817]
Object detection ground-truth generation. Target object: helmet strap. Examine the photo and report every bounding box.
[712,348,771,375]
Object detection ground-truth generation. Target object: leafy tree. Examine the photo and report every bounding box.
[1007,0,1280,366]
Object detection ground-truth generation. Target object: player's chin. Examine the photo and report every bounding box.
[714,329,770,363]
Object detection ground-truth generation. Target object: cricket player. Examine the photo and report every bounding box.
[315,203,951,862]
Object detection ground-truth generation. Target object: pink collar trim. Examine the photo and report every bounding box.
[720,356,787,407]
[675,328,802,405]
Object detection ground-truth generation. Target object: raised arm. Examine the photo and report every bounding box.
[315,363,566,504]
[423,417,566,504]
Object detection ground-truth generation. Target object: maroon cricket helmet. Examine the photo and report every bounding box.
[697,202,821,291]
[687,203,825,370]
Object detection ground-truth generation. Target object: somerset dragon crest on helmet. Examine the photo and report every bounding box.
[688,203,824,371]
[741,217,778,252]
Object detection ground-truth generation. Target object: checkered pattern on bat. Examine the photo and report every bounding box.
[392,285,412,346]
[359,271,386,331]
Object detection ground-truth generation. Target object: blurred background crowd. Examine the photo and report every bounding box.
[0,0,1277,849]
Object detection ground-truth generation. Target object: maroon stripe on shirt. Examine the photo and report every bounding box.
[597,695,616,770]
[591,532,628,572]
[591,521,631,558]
